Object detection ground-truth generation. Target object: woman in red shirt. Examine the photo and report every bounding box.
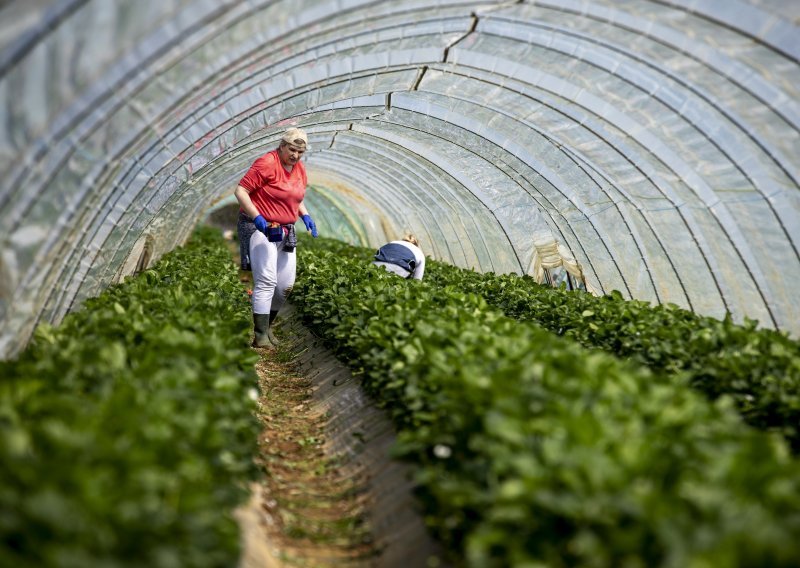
[234,127,318,347]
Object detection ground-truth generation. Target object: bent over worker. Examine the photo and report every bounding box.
[372,234,425,280]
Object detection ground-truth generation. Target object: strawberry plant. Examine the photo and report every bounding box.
[291,237,800,567]
[304,236,800,450]
[422,261,800,450]
[0,227,260,567]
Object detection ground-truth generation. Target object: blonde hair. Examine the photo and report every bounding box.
[402,233,419,248]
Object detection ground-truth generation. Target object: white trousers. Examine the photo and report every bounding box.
[249,230,296,315]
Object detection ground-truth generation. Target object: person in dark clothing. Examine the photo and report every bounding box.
[372,234,425,280]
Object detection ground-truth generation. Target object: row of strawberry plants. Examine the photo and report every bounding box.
[0,226,260,567]
[307,238,800,451]
[420,261,800,450]
[292,239,800,567]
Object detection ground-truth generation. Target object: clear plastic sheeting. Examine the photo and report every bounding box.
[0,0,799,358]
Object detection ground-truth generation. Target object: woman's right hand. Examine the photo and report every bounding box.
[253,215,268,233]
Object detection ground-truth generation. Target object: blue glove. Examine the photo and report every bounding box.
[301,214,318,238]
[253,214,268,234]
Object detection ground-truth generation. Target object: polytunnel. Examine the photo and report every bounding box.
[1,0,800,359]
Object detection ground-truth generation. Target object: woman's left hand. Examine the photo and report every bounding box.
[301,214,318,237]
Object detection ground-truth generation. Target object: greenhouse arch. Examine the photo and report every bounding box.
[1,0,799,358]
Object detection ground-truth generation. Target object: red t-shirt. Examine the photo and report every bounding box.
[238,150,307,224]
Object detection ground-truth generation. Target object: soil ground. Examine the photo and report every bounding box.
[222,227,377,567]
[211,208,441,567]
[247,333,377,567]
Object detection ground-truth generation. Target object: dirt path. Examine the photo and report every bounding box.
[225,238,374,566]
[217,225,441,567]
[246,334,377,567]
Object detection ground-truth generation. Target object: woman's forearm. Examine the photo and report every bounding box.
[234,185,260,219]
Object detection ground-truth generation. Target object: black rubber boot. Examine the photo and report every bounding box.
[267,310,279,345]
[252,313,272,348]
